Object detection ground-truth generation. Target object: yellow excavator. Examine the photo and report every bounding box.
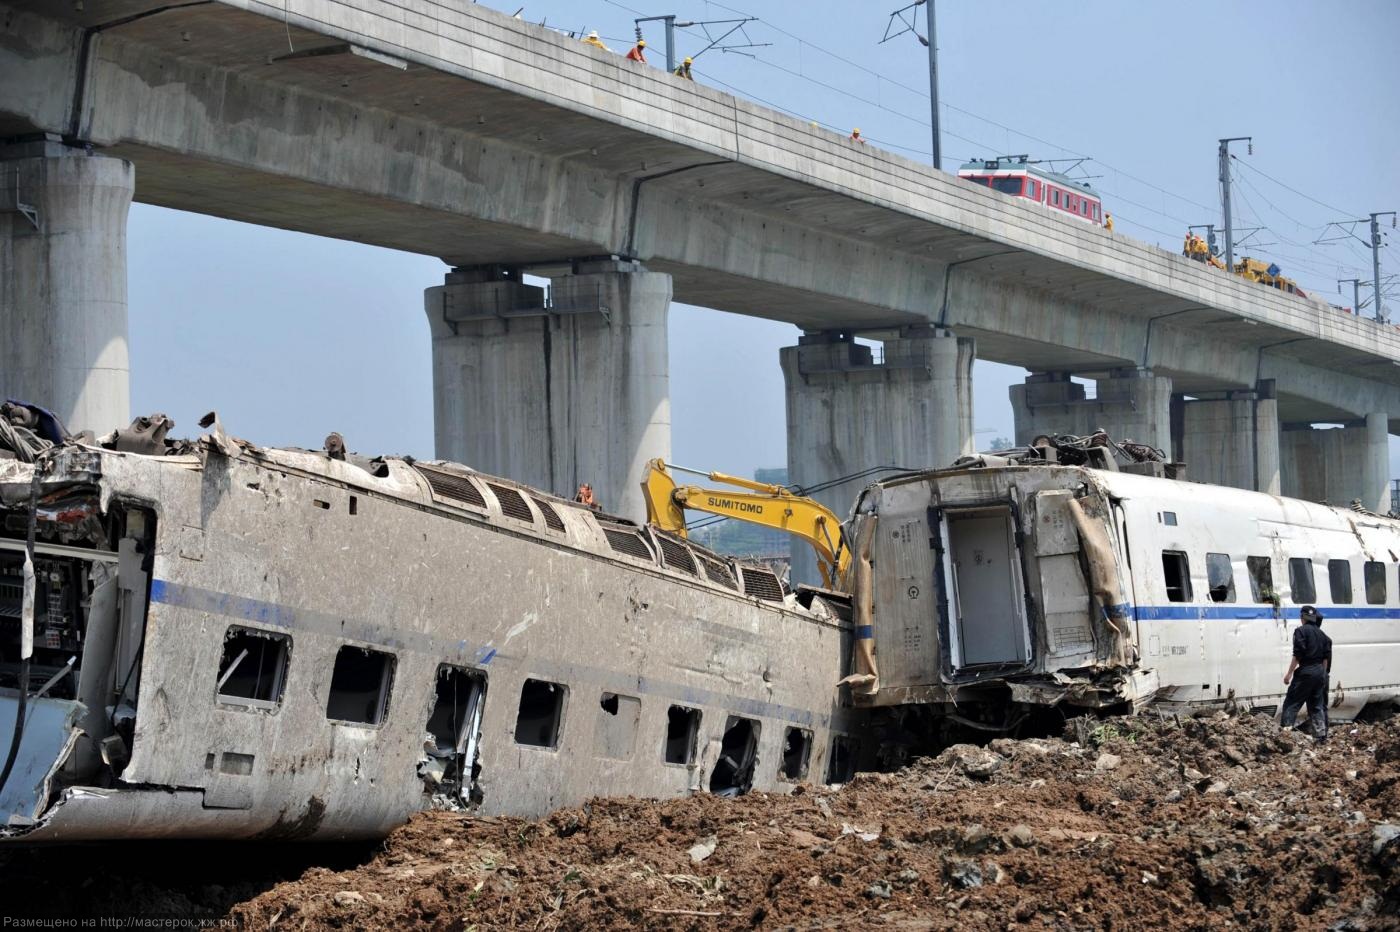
[639,459,850,590]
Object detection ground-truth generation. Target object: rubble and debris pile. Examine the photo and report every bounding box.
[5,709,1398,928]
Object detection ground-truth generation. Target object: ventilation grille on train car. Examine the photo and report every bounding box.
[655,534,698,576]
[531,497,566,532]
[739,565,785,603]
[697,554,738,590]
[413,463,486,509]
[487,483,535,523]
[602,527,654,562]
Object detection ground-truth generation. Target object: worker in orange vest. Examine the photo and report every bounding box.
[626,38,647,62]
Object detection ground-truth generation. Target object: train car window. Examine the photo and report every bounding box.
[1328,559,1353,604]
[1028,180,1040,199]
[780,727,812,781]
[1364,561,1388,604]
[216,626,291,709]
[1205,553,1235,603]
[709,716,760,796]
[664,705,702,765]
[325,645,396,725]
[1288,558,1316,604]
[1052,189,1061,206]
[596,692,641,760]
[423,665,488,804]
[992,177,1023,195]
[1161,551,1192,602]
[1247,556,1275,603]
[515,678,567,748]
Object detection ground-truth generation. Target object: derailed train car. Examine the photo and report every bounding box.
[0,433,862,841]
[846,452,1400,729]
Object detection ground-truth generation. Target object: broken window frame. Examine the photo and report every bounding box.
[215,625,292,712]
[1204,553,1235,604]
[663,704,702,766]
[1288,557,1316,604]
[514,678,567,750]
[325,644,397,727]
[421,663,488,805]
[1161,550,1192,603]
[708,714,761,796]
[779,726,812,781]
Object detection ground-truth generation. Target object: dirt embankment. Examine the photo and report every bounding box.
[4,710,1398,930]
[224,710,1400,930]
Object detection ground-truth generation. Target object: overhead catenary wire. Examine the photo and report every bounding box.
[586,2,1361,277]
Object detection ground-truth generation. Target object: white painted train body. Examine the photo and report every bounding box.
[851,462,1400,722]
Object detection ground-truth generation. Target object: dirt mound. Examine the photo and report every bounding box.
[211,710,1399,930]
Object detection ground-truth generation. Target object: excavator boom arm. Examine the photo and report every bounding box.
[639,459,850,589]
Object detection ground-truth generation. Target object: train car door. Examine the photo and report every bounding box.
[1111,502,1140,640]
[944,506,1031,670]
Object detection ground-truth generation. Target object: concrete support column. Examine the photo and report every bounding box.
[1,142,134,435]
[1178,381,1280,493]
[781,326,974,585]
[1279,413,1390,512]
[1010,368,1172,454]
[425,260,670,523]
[1364,412,1390,514]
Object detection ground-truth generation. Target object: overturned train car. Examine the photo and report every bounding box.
[848,460,1400,727]
[0,440,862,841]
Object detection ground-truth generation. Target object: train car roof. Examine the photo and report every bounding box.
[877,462,1399,534]
[957,158,1099,197]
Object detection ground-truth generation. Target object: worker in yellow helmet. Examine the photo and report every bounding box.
[1104,213,1114,232]
[582,30,611,52]
[626,38,647,63]
[850,127,865,144]
[674,56,694,80]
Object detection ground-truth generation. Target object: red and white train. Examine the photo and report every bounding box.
[959,155,1103,224]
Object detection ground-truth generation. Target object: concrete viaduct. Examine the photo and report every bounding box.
[3,0,1397,542]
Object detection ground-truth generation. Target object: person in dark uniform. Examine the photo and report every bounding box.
[1280,605,1332,742]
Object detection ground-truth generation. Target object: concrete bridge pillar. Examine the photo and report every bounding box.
[425,259,670,522]
[1279,413,1390,512]
[1176,381,1280,494]
[1,142,134,436]
[781,326,974,585]
[1010,368,1172,454]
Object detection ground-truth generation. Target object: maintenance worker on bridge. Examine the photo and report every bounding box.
[674,56,694,79]
[1281,605,1331,742]
[626,38,647,62]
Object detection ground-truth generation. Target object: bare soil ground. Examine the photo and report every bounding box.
[5,709,1399,930]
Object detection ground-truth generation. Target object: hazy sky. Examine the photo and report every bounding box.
[128,0,1400,482]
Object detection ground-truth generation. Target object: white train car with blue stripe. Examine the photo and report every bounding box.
[845,457,1400,726]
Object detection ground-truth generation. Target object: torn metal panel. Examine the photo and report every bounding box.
[0,696,83,830]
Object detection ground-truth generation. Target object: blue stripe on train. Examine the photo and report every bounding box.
[1132,604,1400,621]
